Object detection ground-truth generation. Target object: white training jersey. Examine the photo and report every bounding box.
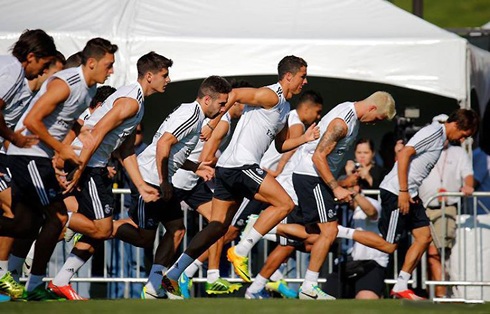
[0,79,34,153]
[276,147,304,205]
[172,112,231,191]
[294,102,359,178]
[260,109,305,170]
[72,82,145,168]
[79,107,92,122]
[217,82,290,168]
[138,101,205,186]
[0,55,25,108]
[8,66,96,158]
[380,123,447,197]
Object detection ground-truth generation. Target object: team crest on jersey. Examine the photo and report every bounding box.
[48,188,58,200]
[327,209,335,219]
[147,218,155,228]
[255,168,264,175]
[104,204,113,215]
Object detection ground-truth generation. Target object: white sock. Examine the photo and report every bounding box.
[263,234,278,242]
[27,241,36,260]
[206,269,220,284]
[8,255,25,282]
[235,227,262,257]
[392,271,411,292]
[65,212,73,228]
[184,259,202,279]
[52,254,85,287]
[145,264,167,294]
[26,274,44,291]
[0,260,7,277]
[248,274,268,293]
[337,225,355,240]
[270,269,283,282]
[302,269,319,289]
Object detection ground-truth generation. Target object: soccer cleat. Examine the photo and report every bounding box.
[73,233,83,246]
[21,284,66,301]
[266,279,298,299]
[140,286,167,299]
[47,281,87,300]
[161,275,183,300]
[179,273,192,299]
[299,284,335,300]
[227,247,251,282]
[0,271,24,299]
[241,214,259,240]
[0,293,10,302]
[245,288,270,299]
[390,289,427,300]
[23,258,33,276]
[205,277,242,295]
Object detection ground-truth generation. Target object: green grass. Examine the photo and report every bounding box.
[2,299,490,314]
[391,0,490,28]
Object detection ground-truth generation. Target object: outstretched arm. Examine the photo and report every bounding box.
[312,118,352,202]
[275,121,319,153]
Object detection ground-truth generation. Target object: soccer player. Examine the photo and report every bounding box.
[337,109,479,300]
[292,92,395,299]
[162,56,320,298]
[47,52,172,300]
[0,30,58,299]
[2,37,117,300]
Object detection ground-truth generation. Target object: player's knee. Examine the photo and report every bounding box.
[320,223,338,241]
[277,199,294,217]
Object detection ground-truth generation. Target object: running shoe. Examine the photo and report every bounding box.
[205,277,242,295]
[227,247,251,282]
[390,289,427,300]
[47,281,87,300]
[299,284,335,300]
[266,279,298,299]
[0,293,10,302]
[140,286,167,299]
[0,272,24,299]
[161,275,183,300]
[179,273,192,299]
[21,284,65,301]
[245,288,270,299]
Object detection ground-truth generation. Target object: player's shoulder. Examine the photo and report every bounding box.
[53,66,83,88]
[0,55,22,75]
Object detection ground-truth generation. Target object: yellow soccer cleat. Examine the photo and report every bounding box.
[227,247,251,282]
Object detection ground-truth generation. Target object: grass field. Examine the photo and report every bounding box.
[1,299,490,314]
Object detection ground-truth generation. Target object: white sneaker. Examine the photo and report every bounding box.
[241,214,259,240]
[299,284,335,300]
[141,286,167,299]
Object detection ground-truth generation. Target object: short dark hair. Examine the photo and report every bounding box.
[197,76,232,99]
[297,90,323,108]
[277,55,307,80]
[65,52,83,69]
[51,51,66,68]
[11,29,57,62]
[81,38,118,65]
[230,79,253,89]
[137,51,173,79]
[356,138,375,152]
[89,85,116,109]
[447,109,479,135]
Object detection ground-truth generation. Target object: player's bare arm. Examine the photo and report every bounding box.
[267,123,304,177]
[275,121,319,153]
[199,120,230,166]
[311,118,351,202]
[156,132,178,201]
[397,146,416,215]
[0,99,38,148]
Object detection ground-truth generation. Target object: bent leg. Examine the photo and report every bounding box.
[352,229,398,254]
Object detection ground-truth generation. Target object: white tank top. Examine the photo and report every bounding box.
[8,66,96,158]
[294,102,359,178]
[172,112,231,190]
[72,82,144,167]
[138,101,205,186]
[259,109,305,170]
[217,82,290,168]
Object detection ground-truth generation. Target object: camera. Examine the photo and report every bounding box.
[395,108,422,143]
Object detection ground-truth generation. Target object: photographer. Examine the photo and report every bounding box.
[341,138,386,191]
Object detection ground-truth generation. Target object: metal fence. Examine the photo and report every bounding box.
[32,189,490,301]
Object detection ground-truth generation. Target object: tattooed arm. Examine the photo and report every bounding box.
[311,118,352,202]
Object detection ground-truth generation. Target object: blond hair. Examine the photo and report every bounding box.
[366,91,396,120]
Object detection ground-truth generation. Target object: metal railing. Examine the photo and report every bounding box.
[34,189,490,301]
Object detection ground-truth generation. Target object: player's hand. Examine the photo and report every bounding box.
[345,160,356,175]
[303,123,320,143]
[58,144,81,166]
[107,166,116,179]
[196,161,215,181]
[333,186,352,202]
[344,173,359,187]
[52,152,65,170]
[398,191,414,215]
[461,185,474,196]
[138,183,160,203]
[200,124,213,141]
[11,127,39,148]
[52,155,68,189]
[160,181,174,202]
[64,167,82,194]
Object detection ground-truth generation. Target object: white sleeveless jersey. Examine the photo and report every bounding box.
[294,102,359,178]
[8,66,96,158]
[79,107,92,122]
[72,82,144,168]
[0,79,34,153]
[259,109,305,170]
[172,112,231,190]
[380,123,446,197]
[217,83,290,168]
[276,147,303,205]
[0,55,25,108]
[138,101,205,186]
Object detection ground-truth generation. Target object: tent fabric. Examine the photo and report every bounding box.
[0,0,489,108]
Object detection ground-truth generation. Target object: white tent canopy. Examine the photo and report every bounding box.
[1,0,489,111]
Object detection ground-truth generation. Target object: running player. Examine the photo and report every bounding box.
[337,109,479,300]
[161,56,319,298]
[47,52,172,300]
[0,30,57,299]
[2,38,117,301]
[292,92,395,300]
